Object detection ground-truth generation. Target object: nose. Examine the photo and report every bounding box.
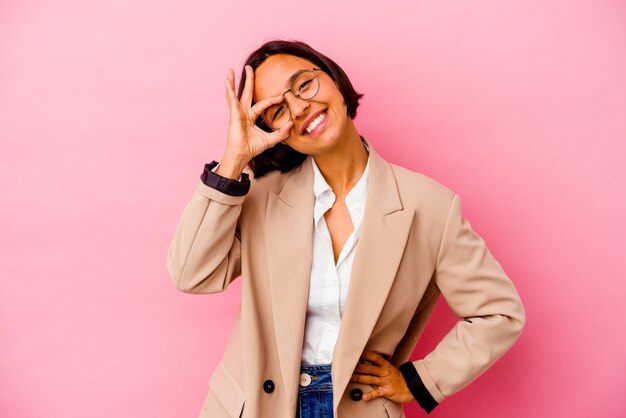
[283,91,309,119]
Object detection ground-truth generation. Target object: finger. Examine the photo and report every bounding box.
[353,363,384,377]
[360,350,387,366]
[277,120,294,137]
[265,121,293,147]
[350,373,383,386]
[240,65,254,108]
[249,94,285,120]
[224,69,240,113]
[362,388,386,401]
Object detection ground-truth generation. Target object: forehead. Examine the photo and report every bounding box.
[253,54,317,102]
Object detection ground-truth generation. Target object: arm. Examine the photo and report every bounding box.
[168,61,290,293]
[399,193,526,413]
[166,161,250,293]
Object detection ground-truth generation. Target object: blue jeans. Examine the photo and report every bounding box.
[296,363,334,418]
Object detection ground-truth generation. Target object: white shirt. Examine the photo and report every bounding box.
[301,141,371,365]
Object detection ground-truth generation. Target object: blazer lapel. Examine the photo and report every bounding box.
[331,144,414,414]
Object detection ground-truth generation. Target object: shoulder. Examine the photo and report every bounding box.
[388,162,456,215]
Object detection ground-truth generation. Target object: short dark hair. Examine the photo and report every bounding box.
[236,39,364,179]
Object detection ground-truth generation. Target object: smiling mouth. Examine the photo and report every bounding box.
[303,110,328,136]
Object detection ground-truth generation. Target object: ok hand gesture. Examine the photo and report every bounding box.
[223,65,293,164]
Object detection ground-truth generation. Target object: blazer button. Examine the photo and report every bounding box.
[350,388,363,401]
[263,379,275,393]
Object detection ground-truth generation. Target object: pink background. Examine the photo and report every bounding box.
[1,1,625,417]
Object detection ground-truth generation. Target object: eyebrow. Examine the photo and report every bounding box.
[285,69,306,90]
[257,69,308,103]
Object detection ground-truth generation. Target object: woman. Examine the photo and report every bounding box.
[167,39,526,418]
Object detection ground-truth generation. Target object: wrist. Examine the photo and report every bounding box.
[215,155,248,180]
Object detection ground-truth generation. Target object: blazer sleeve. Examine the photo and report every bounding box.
[399,193,526,413]
[166,161,250,293]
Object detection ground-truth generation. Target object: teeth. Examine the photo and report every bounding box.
[305,111,327,134]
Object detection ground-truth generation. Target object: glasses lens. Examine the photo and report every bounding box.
[263,70,320,131]
[263,103,289,131]
[292,70,319,100]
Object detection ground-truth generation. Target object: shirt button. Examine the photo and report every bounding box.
[300,373,312,387]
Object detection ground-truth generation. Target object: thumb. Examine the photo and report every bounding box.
[269,121,293,146]
[278,120,293,137]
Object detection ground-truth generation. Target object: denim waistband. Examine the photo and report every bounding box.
[299,363,333,393]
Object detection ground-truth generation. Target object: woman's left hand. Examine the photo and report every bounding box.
[349,350,415,404]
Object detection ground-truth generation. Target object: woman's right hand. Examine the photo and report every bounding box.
[223,65,293,165]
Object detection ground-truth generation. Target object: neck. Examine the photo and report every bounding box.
[311,121,369,196]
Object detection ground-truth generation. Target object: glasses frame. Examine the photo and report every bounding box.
[260,67,324,130]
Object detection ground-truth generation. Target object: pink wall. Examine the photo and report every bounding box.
[1,1,625,417]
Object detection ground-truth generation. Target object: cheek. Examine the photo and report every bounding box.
[331,96,348,118]
[319,91,346,113]
[331,91,347,110]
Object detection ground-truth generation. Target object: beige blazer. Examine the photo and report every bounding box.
[166,139,525,418]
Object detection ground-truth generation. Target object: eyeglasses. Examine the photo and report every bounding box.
[260,68,323,131]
